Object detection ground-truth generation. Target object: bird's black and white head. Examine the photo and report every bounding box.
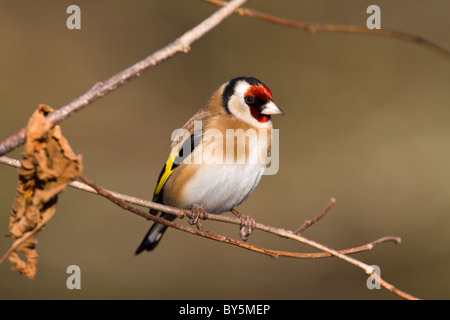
[221,76,285,127]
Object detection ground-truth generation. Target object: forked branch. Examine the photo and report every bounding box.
[0,155,399,261]
[78,173,417,300]
[0,155,416,299]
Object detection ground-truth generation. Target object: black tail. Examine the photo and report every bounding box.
[135,211,177,255]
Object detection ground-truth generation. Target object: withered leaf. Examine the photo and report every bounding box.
[5,104,83,280]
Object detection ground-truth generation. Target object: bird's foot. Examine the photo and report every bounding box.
[188,206,207,231]
[231,208,256,241]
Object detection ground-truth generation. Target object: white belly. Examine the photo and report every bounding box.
[172,124,271,213]
[181,162,264,213]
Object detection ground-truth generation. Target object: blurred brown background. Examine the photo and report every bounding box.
[0,0,449,300]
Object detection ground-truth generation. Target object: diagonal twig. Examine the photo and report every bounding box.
[0,0,250,157]
[295,197,336,234]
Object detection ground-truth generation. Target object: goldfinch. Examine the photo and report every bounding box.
[135,76,284,255]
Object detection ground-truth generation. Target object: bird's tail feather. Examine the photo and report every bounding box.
[135,211,177,255]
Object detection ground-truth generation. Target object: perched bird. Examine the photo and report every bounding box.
[135,76,284,255]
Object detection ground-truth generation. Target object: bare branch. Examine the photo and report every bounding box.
[369,270,419,300]
[78,173,418,299]
[0,155,397,257]
[205,0,450,60]
[294,197,336,234]
[0,0,250,156]
[0,155,417,299]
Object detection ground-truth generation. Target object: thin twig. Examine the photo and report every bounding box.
[295,197,336,234]
[0,0,250,156]
[369,270,418,300]
[204,0,450,60]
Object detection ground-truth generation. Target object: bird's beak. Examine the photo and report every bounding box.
[260,100,285,115]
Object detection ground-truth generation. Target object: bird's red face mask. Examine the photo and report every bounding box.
[245,84,284,123]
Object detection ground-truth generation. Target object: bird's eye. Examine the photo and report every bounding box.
[245,95,255,105]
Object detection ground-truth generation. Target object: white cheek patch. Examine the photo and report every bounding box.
[227,81,250,116]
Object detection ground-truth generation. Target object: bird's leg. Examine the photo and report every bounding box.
[188,206,207,231]
[230,208,256,241]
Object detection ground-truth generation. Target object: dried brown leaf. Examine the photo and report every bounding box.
[3,104,83,279]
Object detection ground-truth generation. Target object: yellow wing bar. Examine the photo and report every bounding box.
[154,149,178,196]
